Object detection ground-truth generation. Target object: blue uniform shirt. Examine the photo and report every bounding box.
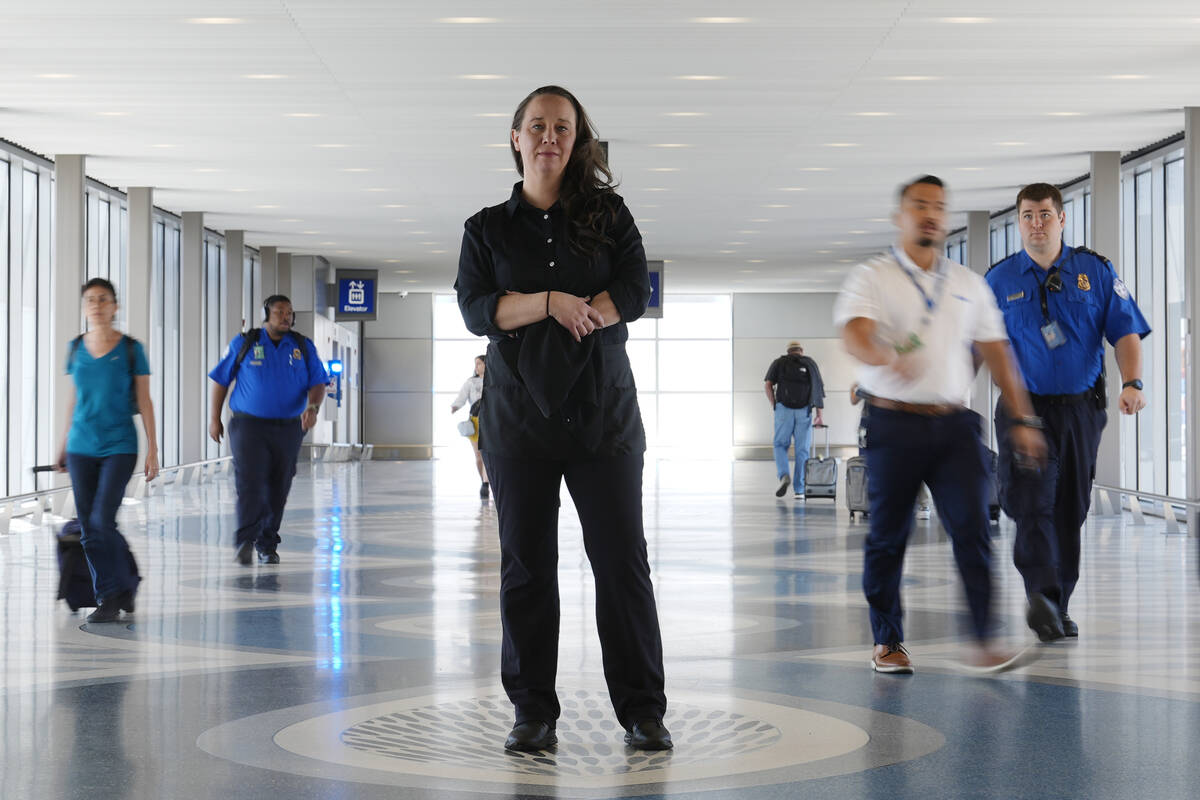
[986,244,1151,395]
[209,330,328,419]
[67,338,150,457]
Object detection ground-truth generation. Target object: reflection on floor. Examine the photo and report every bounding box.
[1,457,1197,800]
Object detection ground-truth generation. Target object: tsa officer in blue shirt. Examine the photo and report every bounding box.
[208,295,328,565]
[986,183,1150,642]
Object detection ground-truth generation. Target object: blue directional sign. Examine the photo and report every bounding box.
[645,260,664,319]
[335,269,378,321]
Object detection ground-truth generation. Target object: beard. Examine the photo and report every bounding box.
[917,236,935,248]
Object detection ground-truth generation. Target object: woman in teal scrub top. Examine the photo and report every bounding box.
[56,278,159,623]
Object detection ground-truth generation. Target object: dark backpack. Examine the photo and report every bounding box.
[229,328,316,383]
[69,334,141,414]
[774,355,813,409]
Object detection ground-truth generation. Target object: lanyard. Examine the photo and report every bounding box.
[891,247,947,329]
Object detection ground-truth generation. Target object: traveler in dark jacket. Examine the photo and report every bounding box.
[455,85,669,754]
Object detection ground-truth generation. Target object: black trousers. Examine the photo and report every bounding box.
[996,398,1106,612]
[481,451,667,729]
[229,415,305,553]
[862,407,994,644]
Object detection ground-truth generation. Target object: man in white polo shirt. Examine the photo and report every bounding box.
[833,175,1048,674]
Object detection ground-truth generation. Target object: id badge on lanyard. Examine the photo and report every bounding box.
[892,247,946,354]
[1037,267,1067,350]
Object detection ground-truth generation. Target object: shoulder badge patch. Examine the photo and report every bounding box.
[1114,278,1130,300]
[1077,273,1090,291]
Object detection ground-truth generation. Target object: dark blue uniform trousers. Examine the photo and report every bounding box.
[481,451,667,730]
[863,407,993,645]
[229,414,305,553]
[66,452,140,604]
[996,398,1105,612]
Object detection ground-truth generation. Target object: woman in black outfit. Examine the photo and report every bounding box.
[455,85,670,753]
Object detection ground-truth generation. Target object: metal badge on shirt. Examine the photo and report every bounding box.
[290,347,302,365]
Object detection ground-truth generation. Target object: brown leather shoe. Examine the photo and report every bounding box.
[871,643,914,673]
[959,643,1041,675]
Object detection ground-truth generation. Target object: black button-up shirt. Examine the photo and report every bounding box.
[455,183,651,459]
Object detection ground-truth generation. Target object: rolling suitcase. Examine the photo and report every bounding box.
[846,455,868,521]
[804,424,837,500]
[55,518,140,611]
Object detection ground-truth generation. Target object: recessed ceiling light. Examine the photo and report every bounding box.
[484,143,510,148]
[244,74,287,79]
[406,279,421,284]
[762,204,790,209]
[419,241,439,246]
[675,75,725,81]
[868,218,889,223]
[406,231,430,235]
[394,269,412,273]
[737,230,760,234]
[96,111,130,117]
[254,204,280,209]
[854,111,894,117]
[824,142,859,148]
[994,141,1027,146]
[886,75,940,81]
[320,241,337,245]
[460,74,506,80]
[438,17,499,23]
[430,250,448,254]
[648,167,680,172]
[186,17,244,24]
[382,204,407,208]
[728,241,748,246]
[831,241,849,245]
[1046,111,1084,117]
[1108,74,1147,80]
[317,143,348,148]
[280,218,301,223]
[151,143,175,148]
[652,143,691,148]
[364,187,389,192]
[285,112,322,118]
[639,219,657,223]
[341,167,371,172]
[644,188,669,192]
[838,259,854,263]
[816,250,833,254]
[489,167,513,172]
[848,230,869,234]
[748,218,771,223]
[663,111,708,117]
[747,259,766,263]
[194,167,222,173]
[395,218,417,223]
[301,230,320,235]
[956,167,983,172]
[719,250,736,254]
[335,250,352,254]
[800,167,833,172]
[779,187,807,192]
[691,17,750,23]
[739,269,758,273]
[476,112,509,117]
[938,17,994,23]
[37,73,77,79]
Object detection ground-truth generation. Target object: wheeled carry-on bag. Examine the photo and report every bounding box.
[846,455,868,521]
[804,424,837,500]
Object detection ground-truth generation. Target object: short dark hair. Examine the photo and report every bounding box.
[475,354,487,363]
[1015,183,1063,215]
[263,294,292,312]
[897,174,945,203]
[80,277,117,300]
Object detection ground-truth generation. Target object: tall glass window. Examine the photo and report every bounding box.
[18,171,39,493]
[203,236,226,459]
[151,215,182,467]
[0,160,10,493]
[1164,158,1186,497]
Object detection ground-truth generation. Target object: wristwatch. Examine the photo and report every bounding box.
[1013,415,1045,430]
[1122,379,1144,391]
[306,403,321,413]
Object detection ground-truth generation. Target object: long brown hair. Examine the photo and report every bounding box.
[510,85,618,258]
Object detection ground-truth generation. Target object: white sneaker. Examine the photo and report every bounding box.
[794,492,805,501]
[915,505,931,520]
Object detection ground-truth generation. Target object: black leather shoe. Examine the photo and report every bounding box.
[480,482,490,500]
[234,541,254,566]
[624,719,673,751]
[258,550,280,565]
[86,599,123,623]
[504,721,556,752]
[1061,612,1079,637]
[1027,592,1065,642]
[118,590,135,614]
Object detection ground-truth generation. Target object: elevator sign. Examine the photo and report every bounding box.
[335,269,378,321]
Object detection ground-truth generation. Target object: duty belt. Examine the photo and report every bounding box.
[866,397,966,416]
[1030,390,1092,406]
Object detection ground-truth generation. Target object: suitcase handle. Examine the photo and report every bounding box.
[812,423,830,458]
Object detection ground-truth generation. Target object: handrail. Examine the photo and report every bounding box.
[1091,483,1200,508]
[1092,482,1195,536]
[2,456,233,506]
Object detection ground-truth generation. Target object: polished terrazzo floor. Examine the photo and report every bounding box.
[1,455,1197,799]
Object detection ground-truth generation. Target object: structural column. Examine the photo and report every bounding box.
[52,155,86,481]
[126,187,153,342]
[260,245,278,300]
[276,251,292,300]
[180,211,204,463]
[1183,111,1200,534]
[966,210,994,445]
[224,229,245,341]
[1090,152,1122,495]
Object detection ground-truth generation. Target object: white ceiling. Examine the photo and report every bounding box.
[2,1,1199,293]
